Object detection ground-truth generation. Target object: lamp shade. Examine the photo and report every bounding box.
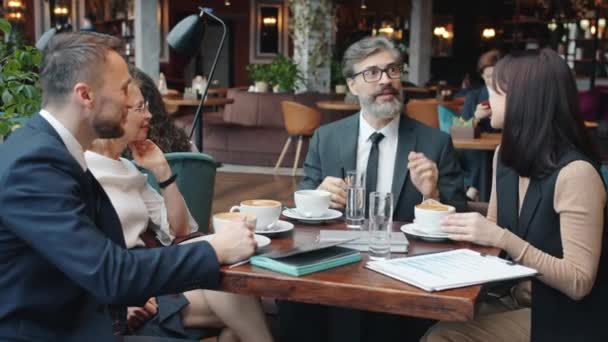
[167,14,206,59]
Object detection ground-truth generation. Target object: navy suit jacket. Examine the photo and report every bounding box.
[0,114,221,341]
[300,113,467,221]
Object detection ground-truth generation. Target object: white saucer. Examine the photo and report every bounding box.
[282,208,343,223]
[180,233,271,249]
[400,223,449,242]
[255,220,294,235]
[254,234,271,249]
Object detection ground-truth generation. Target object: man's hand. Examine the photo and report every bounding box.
[474,102,492,120]
[317,176,347,209]
[129,139,172,182]
[408,152,439,199]
[127,297,158,332]
[207,221,256,264]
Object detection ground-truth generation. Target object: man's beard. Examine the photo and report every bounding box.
[358,85,404,119]
[93,112,124,139]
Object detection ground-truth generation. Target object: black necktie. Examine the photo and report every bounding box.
[365,132,385,216]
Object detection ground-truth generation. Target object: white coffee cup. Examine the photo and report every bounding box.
[294,190,331,217]
[230,199,282,230]
[212,212,257,233]
[414,202,455,234]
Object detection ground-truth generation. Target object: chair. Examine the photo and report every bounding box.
[274,101,321,176]
[437,105,458,134]
[405,99,439,128]
[146,152,218,233]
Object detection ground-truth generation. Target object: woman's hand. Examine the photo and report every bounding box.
[474,102,492,119]
[129,139,171,181]
[127,297,159,332]
[440,212,504,246]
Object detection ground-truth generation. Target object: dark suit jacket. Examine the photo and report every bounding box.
[0,114,221,341]
[300,113,466,221]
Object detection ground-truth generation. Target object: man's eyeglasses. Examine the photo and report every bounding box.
[351,64,403,83]
[129,101,149,114]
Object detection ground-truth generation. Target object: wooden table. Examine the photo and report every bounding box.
[451,133,502,151]
[220,221,498,322]
[316,100,361,111]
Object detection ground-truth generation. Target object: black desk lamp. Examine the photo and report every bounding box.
[167,7,227,152]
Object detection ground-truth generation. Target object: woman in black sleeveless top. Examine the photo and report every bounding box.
[423,49,608,341]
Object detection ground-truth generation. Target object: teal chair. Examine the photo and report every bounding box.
[437,105,457,134]
[146,152,218,233]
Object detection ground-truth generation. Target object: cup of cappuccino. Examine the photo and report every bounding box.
[294,190,331,217]
[414,201,455,234]
[230,199,282,231]
[212,212,257,233]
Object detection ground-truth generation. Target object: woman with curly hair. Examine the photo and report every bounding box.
[129,65,194,153]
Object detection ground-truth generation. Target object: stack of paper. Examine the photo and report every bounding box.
[366,249,538,291]
[319,230,409,253]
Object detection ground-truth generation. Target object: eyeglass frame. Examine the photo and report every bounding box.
[129,100,149,114]
[349,64,403,83]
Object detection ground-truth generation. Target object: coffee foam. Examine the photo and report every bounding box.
[242,199,281,207]
[415,203,451,211]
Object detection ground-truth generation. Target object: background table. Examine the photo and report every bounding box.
[451,133,502,151]
[316,100,361,112]
[162,96,234,150]
[220,221,498,322]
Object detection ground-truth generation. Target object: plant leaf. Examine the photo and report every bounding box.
[0,19,11,35]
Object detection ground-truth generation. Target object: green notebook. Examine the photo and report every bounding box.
[251,244,361,277]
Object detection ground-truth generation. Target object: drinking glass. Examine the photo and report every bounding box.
[345,170,365,229]
[368,192,393,260]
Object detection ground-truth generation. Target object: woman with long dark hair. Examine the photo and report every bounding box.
[423,49,607,341]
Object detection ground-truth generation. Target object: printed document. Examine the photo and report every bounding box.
[366,249,537,291]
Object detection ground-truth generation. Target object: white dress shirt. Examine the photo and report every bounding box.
[356,113,400,194]
[39,109,87,171]
[85,151,198,248]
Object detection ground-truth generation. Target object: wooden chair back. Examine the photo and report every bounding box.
[405,99,439,128]
[281,101,322,136]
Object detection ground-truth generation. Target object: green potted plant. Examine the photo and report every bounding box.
[0,19,42,138]
[331,58,347,94]
[246,63,272,93]
[269,54,302,93]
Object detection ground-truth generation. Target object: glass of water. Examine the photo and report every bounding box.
[345,170,365,229]
[368,192,393,260]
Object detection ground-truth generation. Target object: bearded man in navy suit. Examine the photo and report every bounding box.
[0,32,255,341]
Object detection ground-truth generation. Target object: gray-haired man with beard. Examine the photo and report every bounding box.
[300,36,466,222]
[280,37,466,342]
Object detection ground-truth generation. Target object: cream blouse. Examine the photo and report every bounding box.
[85,151,198,249]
